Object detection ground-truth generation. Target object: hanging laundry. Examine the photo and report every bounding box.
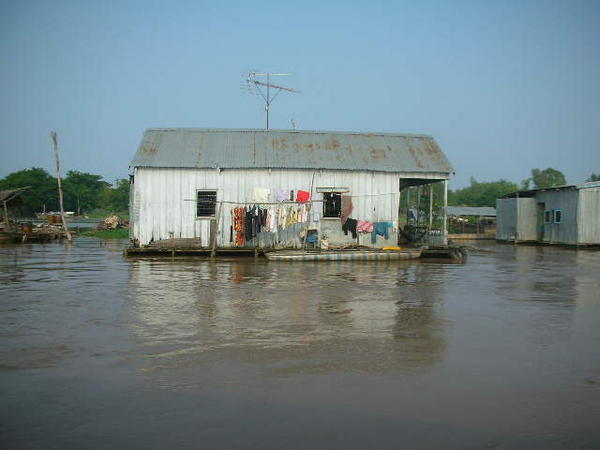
[232,207,245,246]
[340,195,353,225]
[275,189,289,202]
[357,220,374,233]
[243,205,266,241]
[278,206,288,230]
[253,187,271,203]
[265,207,273,232]
[244,207,253,240]
[287,206,297,227]
[371,222,390,244]
[296,190,310,202]
[342,218,358,239]
[301,204,308,223]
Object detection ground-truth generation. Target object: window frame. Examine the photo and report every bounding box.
[322,191,343,218]
[553,209,562,224]
[196,189,217,218]
[544,210,552,223]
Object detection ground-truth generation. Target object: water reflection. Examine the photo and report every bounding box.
[2,240,600,448]
[493,245,584,306]
[128,258,449,374]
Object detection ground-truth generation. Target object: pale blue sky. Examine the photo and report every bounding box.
[1,0,599,188]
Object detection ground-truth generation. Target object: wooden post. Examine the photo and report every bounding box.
[211,201,223,257]
[50,132,72,241]
[429,184,433,230]
[443,180,448,245]
[2,201,9,232]
[303,171,317,249]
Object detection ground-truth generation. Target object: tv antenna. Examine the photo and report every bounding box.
[242,71,300,129]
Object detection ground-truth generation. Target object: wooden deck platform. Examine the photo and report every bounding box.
[124,245,467,261]
[421,245,468,261]
[124,247,262,257]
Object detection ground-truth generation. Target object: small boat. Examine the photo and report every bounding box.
[265,247,423,262]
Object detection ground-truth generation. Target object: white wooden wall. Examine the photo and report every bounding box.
[131,167,447,248]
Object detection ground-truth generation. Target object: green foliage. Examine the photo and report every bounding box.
[63,170,109,214]
[98,178,129,212]
[520,178,531,190]
[587,173,600,182]
[0,168,58,215]
[449,177,518,207]
[528,168,566,189]
[0,169,130,217]
[80,228,129,239]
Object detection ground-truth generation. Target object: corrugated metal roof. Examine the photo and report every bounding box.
[130,128,453,174]
[448,206,496,217]
[502,181,600,198]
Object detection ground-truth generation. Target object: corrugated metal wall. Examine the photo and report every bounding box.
[535,190,579,244]
[496,198,517,241]
[496,198,537,241]
[517,198,538,241]
[578,187,600,244]
[131,168,447,248]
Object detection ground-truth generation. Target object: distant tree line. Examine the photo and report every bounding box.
[449,168,598,207]
[0,168,129,217]
[1,166,597,214]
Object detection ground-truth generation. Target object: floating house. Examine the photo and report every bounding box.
[128,128,454,250]
[447,206,496,238]
[496,182,600,245]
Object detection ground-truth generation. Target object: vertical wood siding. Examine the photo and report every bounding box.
[132,168,446,247]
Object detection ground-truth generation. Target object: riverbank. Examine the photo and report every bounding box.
[79,229,129,239]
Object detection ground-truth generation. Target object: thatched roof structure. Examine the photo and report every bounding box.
[0,187,30,206]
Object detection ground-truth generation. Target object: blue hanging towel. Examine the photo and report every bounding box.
[371,222,389,244]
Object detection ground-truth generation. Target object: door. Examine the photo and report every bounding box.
[537,202,545,241]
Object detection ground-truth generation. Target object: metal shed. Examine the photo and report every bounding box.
[128,128,454,250]
[496,182,600,245]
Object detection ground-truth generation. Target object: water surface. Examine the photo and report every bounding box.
[1,239,599,449]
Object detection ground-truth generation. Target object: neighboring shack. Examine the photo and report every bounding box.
[447,206,496,236]
[128,128,454,250]
[496,182,600,245]
[0,187,29,231]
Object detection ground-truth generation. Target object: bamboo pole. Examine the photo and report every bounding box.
[50,132,72,241]
[2,201,10,232]
[443,180,448,245]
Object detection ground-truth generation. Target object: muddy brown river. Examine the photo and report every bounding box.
[1,239,599,449]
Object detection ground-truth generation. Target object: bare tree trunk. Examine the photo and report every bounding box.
[50,132,72,242]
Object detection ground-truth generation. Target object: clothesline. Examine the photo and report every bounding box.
[184,199,322,205]
[183,191,402,205]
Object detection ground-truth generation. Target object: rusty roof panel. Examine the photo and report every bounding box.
[130,128,453,174]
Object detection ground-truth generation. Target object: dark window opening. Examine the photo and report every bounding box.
[323,192,342,218]
[544,210,552,223]
[554,209,562,223]
[197,190,217,217]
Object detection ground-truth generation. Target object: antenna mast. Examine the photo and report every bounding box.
[242,71,300,129]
